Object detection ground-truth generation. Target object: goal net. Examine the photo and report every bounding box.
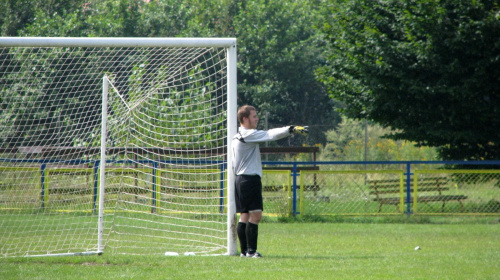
[0,37,237,257]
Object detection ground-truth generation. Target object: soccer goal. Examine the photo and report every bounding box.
[0,37,238,257]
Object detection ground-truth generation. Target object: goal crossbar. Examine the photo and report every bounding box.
[0,37,236,48]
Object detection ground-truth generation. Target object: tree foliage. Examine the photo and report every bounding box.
[0,47,101,148]
[321,116,437,161]
[234,0,337,145]
[318,0,500,160]
[0,0,337,148]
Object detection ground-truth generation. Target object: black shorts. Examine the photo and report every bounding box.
[235,175,263,213]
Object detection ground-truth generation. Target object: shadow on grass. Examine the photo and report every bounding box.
[270,215,500,224]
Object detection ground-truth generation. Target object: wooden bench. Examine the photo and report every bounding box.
[368,177,468,213]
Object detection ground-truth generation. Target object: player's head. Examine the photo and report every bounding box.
[238,105,258,129]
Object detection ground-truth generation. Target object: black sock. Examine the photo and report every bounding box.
[246,222,259,254]
[237,222,247,254]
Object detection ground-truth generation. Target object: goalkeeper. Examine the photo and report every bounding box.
[232,105,308,258]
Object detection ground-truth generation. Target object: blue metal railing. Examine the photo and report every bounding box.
[1,159,499,215]
[262,160,500,215]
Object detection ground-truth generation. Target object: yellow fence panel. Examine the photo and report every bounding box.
[414,170,500,215]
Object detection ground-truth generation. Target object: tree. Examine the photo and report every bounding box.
[20,0,146,37]
[0,0,85,36]
[0,47,104,149]
[1,0,339,148]
[321,116,437,161]
[317,0,500,160]
[234,0,338,145]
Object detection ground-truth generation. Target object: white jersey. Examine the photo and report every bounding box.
[231,126,291,177]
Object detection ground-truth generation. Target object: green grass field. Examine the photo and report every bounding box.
[1,219,499,280]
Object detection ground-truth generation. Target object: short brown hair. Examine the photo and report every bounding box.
[237,105,256,124]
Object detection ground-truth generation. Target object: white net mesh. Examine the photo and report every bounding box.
[0,40,231,257]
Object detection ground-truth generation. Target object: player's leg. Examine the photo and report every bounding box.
[237,212,249,256]
[235,175,250,256]
[245,175,263,257]
[246,210,262,257]
[236,175,263,257]
[248,210,262,224]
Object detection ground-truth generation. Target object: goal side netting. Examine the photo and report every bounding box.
[0,37,238,257]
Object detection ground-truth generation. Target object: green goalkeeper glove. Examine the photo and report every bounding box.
[289,126,309,135]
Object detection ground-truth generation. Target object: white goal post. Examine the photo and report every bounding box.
[0,37,237,257]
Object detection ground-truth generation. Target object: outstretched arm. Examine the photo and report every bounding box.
[242,125,308,143]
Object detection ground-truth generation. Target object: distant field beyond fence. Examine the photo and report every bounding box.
[261,161,500,217]
[1,160,499,218]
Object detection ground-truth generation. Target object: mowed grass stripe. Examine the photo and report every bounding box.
[1,222,499,279]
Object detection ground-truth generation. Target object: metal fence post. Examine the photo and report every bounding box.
[40,163,46,209]
[292,163,298,216]
[220,162,226,213]
[405,162,412,215]
[152,161,158,213]
[93,161,99,214]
